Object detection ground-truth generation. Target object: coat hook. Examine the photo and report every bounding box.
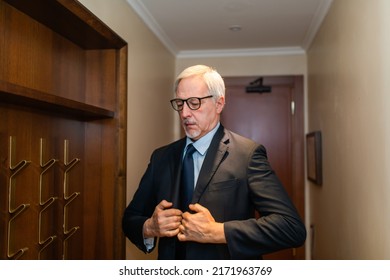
[38,138,58,259]
[7,136,30,259]
[62,139,81,259]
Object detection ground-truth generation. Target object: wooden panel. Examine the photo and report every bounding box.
[0,108,86,259]
[85,50,117,110]
[0,0,127,260]
[1,1,121,108]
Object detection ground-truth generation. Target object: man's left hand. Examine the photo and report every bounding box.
[177,203,226,244]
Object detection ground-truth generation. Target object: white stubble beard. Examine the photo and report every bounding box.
[183,119,201,140]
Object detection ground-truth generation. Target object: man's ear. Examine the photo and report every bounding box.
[216,96,225,114]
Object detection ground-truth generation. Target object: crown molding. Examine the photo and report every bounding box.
[126,0,178,55]
[176,47,305,59]
[302,0,334,50]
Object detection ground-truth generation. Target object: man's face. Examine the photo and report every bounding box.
[176,75,224,141]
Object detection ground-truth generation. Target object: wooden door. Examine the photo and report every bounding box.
[221,76,305,259]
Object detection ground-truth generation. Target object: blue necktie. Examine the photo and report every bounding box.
[181,144,196,211]
[177,144,196,259]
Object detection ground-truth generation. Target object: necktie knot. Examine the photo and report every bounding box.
[186,144,196,157]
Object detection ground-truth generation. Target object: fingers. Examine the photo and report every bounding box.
[188,203,206,213]
[163,217,182,237]
[156,200,183,215]
[177,229,186,241]
[177,221,190,242]
[178,204,219,243]
[149,200,183,238]
[156,199,173,210]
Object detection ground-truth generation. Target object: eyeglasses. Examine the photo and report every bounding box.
[170,95,213,111]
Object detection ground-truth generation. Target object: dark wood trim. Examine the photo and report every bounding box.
[113,45,128,260]
[4,0,127,50]
[0,80,114,120]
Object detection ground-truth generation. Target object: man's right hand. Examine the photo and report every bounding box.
[143,200,183,238]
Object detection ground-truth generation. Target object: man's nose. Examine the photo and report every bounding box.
[180,102,192,117]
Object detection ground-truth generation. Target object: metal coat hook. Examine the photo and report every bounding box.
[62,225,80,260]
[39,138,58,204]
[7,136,31,259]
[38,138,58,259]
[38,236,57,260]
[63,139,81,199]
[62,139,81,259]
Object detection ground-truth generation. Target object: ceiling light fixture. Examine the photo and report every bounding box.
[229,25,242,32]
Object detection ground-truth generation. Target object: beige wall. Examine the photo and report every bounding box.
[79,0,175,260]
[307,0,390,259]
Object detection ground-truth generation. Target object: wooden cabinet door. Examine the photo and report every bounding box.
[0,0,127,260]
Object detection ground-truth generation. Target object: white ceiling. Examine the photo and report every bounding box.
[126,0,333,58]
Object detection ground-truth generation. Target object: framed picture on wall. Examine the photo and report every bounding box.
[306,131,322,185]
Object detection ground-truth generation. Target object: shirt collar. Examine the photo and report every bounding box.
[185,122,220,156]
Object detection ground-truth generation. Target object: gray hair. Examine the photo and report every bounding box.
[174,65,225,99]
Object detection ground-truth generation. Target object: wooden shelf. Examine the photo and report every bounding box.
[4,0,127,50]
[0,80,114,120]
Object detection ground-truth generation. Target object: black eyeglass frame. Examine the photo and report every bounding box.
[170,95,214,111]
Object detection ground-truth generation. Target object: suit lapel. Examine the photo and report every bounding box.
[170,138,186,209]
[192,126,229,203]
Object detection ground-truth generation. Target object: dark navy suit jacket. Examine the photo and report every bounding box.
[122,125,306,259]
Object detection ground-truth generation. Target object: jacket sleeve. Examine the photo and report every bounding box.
[224,144,306,259]
[122,154,158,254]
